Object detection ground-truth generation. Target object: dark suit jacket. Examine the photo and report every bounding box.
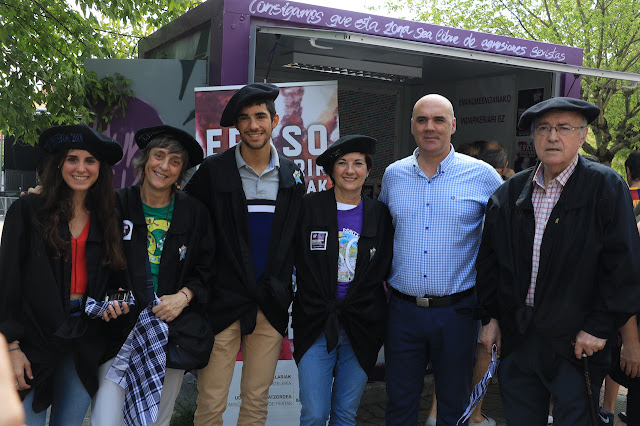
[477,156,640,364]
[185,146,305,335]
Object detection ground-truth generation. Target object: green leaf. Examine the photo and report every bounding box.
[1,0,201,141]
[379,0,640,166]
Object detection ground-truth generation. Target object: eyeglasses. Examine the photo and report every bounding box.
[534,125,586,137]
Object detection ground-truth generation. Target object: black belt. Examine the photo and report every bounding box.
[392,287,475,308]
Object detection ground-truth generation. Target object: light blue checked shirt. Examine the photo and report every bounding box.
[379,145,503,297]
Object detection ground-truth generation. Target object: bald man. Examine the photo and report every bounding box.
[379,94,503,425]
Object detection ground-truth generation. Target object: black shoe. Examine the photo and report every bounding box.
[619,411,628,423]
[598,407,614,425]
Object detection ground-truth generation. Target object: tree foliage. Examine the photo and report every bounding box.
[381,0,640,165]
[0,0,202,145]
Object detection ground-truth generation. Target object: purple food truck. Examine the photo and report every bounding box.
[135,0,609,176]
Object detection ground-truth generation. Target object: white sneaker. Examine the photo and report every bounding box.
[469,414,496,426]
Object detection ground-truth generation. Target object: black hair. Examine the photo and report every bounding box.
[237,97,277,122]
[625,151,640,182]
[38,150,125,269]
[458,140,487,158]
[326,152,373,184]
[478,141,508,169]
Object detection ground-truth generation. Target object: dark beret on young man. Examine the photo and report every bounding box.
[219,83,280,127]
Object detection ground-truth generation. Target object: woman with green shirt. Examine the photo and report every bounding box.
[91,125,214,426]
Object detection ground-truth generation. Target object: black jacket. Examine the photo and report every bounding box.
[0,194,126,411]
[115,187,215,368]
[185,146,305,335]
[477,157,640,362]
[292,189,393,374]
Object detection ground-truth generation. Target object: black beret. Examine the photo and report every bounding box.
[316,135,377,172]
[135,125,204,168]
[519,97,600,129]
[38,123,123,165]
[220,83,279,127]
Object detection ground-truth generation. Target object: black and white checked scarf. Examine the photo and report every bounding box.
[98,296,169,426]
[85,293,136,319]
[457,344,500,425]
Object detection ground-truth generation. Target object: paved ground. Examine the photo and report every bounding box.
[354,374,629,425]
[164,373,631,425]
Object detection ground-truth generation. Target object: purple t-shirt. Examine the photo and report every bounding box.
[336,201,364,299]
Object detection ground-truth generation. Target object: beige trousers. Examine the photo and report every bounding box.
[194,309,283,426]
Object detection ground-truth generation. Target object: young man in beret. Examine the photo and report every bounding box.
[185,83,305,425]
[477,97,640,424]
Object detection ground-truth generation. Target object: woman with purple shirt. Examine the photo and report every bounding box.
[293,135,394,425]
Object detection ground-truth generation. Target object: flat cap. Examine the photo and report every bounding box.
[38,123,123,165]
[220,83,279,127]
[518,97,600,129]
[135,125,204,168]
[317,135,377,172]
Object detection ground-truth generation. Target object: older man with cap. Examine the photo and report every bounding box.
[477,97,640,424]
[186,83,305,425]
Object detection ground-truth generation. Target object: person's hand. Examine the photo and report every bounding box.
[619,315,640,378]
[102,301,130,322]
[480,318,501,356]
[20,185,42,197]
[620,340,640,378]
[0,335,25,426]
[382,281,391,303]
[152,292,189,323]
[7,342,32,391]
[573,330,607,359]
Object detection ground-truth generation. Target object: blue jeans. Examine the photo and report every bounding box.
[23,352,91,426]
[385,292,478,426]
[298,330,368,426]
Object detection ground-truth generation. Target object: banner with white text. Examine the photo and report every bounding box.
[454,75,516,160]
[195,81,340,193]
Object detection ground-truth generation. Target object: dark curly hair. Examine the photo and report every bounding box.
[37,150,125,270]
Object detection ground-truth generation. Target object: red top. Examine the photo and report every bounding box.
[70,216,91,294]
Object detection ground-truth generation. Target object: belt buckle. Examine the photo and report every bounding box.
[416,297,430,308]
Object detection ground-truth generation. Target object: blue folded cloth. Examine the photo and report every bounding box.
[457,344,499,425]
